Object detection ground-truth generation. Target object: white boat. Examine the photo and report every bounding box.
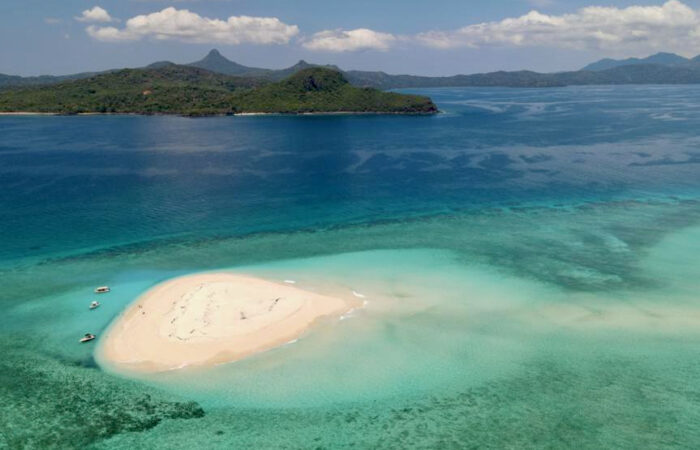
[89,301,100,310]
[94,286,110,294]
[80,333,96,343]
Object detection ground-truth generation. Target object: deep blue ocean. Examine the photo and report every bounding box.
[2,85,700,448]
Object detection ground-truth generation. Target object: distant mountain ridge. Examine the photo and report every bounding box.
[582,52,693,71]
[0,50,340,89]
[6,49,700,91]
[0,71,106,89]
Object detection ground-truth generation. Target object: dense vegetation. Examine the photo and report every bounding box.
[0,66,436,115]
[233,68,437,114]
[0,66,261,115]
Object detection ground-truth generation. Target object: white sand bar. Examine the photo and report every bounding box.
[99,273,356,373]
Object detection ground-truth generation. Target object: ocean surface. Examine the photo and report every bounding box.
[1,85,700,448]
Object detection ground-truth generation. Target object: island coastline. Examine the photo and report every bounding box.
[0,110,438,117]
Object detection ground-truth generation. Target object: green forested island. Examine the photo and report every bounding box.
[0,65,437,116]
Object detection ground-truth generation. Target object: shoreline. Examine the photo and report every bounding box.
[97,272,360,373]
[0,110,438,117]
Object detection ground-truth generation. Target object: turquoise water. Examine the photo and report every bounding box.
[2,85,700,448]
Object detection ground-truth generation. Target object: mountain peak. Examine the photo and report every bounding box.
[289,60,312,69]
[189,49,263,76]
[201,49,229,63]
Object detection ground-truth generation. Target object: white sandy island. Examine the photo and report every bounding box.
[99,272,358,373]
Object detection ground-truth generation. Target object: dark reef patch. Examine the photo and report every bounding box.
[0,337,204,449]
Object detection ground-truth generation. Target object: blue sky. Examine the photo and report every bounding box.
[3,0,700,76]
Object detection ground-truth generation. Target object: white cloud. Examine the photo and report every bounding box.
[303,28,397,52]
[75,6,115,23]
[416,0,700,54]
[44,17,62,25]
[86,7,299,45]
[86,26,135,42]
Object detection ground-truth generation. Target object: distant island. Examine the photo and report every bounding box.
[0,65,437,116]
[5,49,700,92]
[343,51,700,89]
[580,52,695,72]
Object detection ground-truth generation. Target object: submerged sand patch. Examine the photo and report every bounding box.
[99,272,357,373]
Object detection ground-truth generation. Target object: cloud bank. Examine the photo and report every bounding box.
[86,7,299,45]
[303,28,397,52]
[75,6,115,23]
[303,0,700,54]
[416,0,700,54]
[81,1,700,56]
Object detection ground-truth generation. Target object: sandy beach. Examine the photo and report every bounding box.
[99,272,358,373]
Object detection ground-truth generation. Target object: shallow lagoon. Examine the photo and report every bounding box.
[2,85,700,448]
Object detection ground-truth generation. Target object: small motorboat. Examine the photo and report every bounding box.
[89,301,100,310]
[94,286,110,294]
[80,333,96,343]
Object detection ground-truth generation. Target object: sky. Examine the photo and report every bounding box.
[3,0,700,76]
